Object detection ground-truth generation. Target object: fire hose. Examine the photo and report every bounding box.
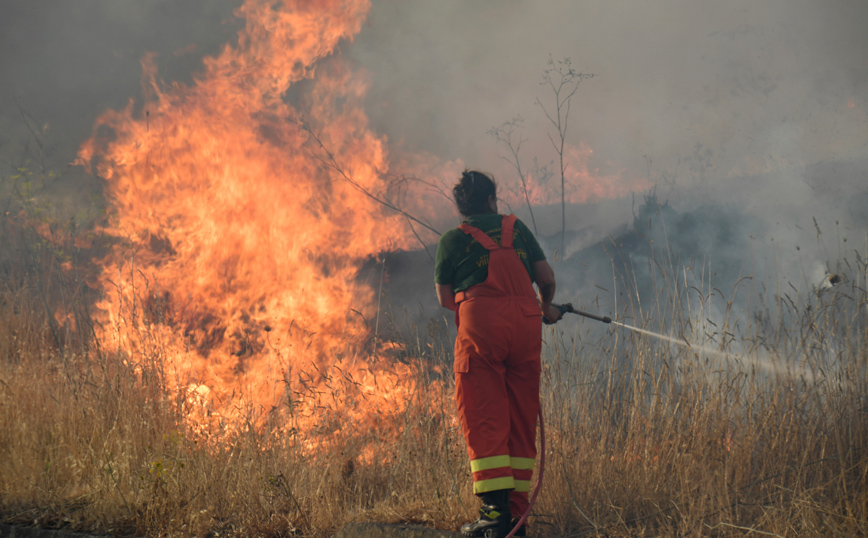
[506,304,609,538]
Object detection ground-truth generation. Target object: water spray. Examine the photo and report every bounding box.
[553,303,682,345]
[552,302,721,355]
[550,303,816,382]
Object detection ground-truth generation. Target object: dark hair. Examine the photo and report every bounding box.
[453,170,497,216]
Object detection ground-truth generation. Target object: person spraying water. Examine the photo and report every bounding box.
[433,170,750,538]
[435,170,560,538]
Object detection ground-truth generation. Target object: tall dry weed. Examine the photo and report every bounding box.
[0,218,866,537]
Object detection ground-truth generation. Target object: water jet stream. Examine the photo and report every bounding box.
[560,304,819,382]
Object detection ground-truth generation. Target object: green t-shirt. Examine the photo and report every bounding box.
[434,214,546,292]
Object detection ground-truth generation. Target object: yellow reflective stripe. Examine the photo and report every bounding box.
[481,508,502,519]
[470,455,511,473]
[474,476,515,494]
[510,457,535,470]
[514,479,531,492]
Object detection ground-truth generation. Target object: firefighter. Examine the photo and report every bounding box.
[435,170,561,537]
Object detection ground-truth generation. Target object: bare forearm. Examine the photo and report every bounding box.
[533,259,562,322]
[538,281,556,308]
[532,260,556,307]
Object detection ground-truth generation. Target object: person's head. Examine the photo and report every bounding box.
[453,170,498,217]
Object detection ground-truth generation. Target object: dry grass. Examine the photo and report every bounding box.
[0,229,866,538]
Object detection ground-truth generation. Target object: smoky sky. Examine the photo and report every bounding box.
[0,1,240,170]
[3,1,865,174]
[1,0,866,312]
[350,0,867,183]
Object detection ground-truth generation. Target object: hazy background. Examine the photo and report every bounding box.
[356,1,867,171]
[2,0,866,331]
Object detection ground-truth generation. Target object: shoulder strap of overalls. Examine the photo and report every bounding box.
[458,214,518,250]
[499,214,516,248]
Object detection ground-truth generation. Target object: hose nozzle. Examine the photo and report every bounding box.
[555,303,612,324]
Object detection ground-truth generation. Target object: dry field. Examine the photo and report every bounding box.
[0,228,866,538]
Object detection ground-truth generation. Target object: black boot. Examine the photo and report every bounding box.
[461,489,512,538]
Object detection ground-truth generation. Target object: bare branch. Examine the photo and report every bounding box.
[488,117,538,234]
[536,55,596,256]
[298,119,441,240]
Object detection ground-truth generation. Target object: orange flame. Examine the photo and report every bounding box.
[76,0,424,442]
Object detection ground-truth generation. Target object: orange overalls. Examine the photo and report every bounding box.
[453,214,542,517]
